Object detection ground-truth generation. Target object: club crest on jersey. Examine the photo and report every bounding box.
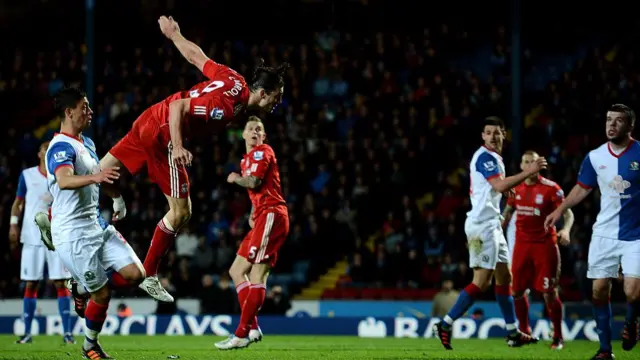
[210,108,224,120]
[630,161,639,171]
[535,194,544,204]
[253,151,264,161]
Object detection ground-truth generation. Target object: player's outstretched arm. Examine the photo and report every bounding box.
[544,185,591,230]
[55,167,120,190]
[158,16,210,73]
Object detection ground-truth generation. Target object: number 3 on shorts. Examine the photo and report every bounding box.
[543,277,550,289]
[249,246,258,260]
[190,81,224,98]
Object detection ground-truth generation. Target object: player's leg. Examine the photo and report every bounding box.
[100,225,152,295]
[587,236,619,359]
[46,249,75,343]
[16,245,46,343]
[138,142,191,302]
[620,240,640,351]
[435,222,495,350]
[230,235,262,338]
[494,234,538,346]
[535,243,563,349]
[511,242,533,335]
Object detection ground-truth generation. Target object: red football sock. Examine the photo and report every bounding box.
[109,272,130,287]
[514,295,530,334]
[547,295,564,340]
[235,284,266,338]
[56,287,70,297]
[143,219,176,276]
[236,281,259,330]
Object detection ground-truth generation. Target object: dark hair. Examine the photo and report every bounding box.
[609,104,636,127]
[483,116,505,131]
[249,58,290,94]
[54,87,86,118]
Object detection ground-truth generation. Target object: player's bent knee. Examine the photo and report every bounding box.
[119,263,145,284]
[592,279,611,300]
[472,268,494,291]
[229,256,253,284]
[623,277,640,301]
[53,280,66,289]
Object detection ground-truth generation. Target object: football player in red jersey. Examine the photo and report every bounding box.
[215,116,289,350]
[96,16,290,300]
[502,151,574,350]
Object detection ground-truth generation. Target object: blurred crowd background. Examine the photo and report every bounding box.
[0,0,638,313]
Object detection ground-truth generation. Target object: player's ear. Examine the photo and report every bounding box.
[64,107,73,119]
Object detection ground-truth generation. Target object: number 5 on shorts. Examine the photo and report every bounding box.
[249,246,257,260]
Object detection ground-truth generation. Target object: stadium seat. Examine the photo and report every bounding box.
[360,288,382,299]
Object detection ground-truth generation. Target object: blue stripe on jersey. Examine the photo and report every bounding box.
[577,155,597,187]
[16,171,27,198]
[616,141,640,240]
[81,135,101,164]
[97,208,108,230]
[475,151,501,179]
[46,142,76,175]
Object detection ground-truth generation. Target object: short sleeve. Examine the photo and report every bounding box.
[189,96,228,123]
[475,152,502,180]
[550,184,565,208]
[577,154,597,189]
[247,147,273,179]
[46,142,76,176]
[16,171,27,199]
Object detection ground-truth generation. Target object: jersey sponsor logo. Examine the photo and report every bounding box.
[630,161,639,171]
[53,151,68,162]
[608,175,631,193]
[483,160,496,172]
[210,108,224,120]
[253,151,264,161]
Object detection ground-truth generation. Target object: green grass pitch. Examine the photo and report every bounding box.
[0,335,630,359]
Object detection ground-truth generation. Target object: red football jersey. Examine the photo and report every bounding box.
[240,144,287,217]
[149,59,249,139]
[507,176,565,243]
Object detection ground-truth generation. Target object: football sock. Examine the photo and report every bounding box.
[235,284,266,338]
[626,300,640,323]
[143,218,176,277]
[443,283,482,329]
[514,294,530,334]
[236,281,259,330]
[108,271,130,287]
[84,300,108,351]
[23,287,38,336]
[593,298,612,352]
[547,295,564,340]
[57,287,71,335]
[495,285,517,332]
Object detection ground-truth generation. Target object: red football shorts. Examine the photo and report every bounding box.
[237,211,289,267]
[511,240,560,293]
[109,108,190,199]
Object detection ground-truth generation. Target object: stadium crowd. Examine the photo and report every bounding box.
[0,1,634,309]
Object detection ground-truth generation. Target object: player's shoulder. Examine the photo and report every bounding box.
[250,144,274,160]
[538,176,560,189]
[81,135,97,151]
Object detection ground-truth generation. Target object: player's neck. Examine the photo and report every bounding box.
[524,176,538,185]
[38,163,46,175]
[246,144,257,153]
[60,122,82,138]
[609,136,632,152]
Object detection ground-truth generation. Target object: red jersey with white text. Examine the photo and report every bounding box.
[240,144,287,217]
[147,59,249,139]
[507,176,565,243]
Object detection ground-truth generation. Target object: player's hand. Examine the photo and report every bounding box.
[529,157,548,174]
[172,146,193,167]
[249,217,255,229]
[112,196,127,222]
[227,172,241,184]
[544,208,562,231]
[9,224,19,243]
[158,16,180,40]
[93,167,120,184]
[558,229,570,246]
